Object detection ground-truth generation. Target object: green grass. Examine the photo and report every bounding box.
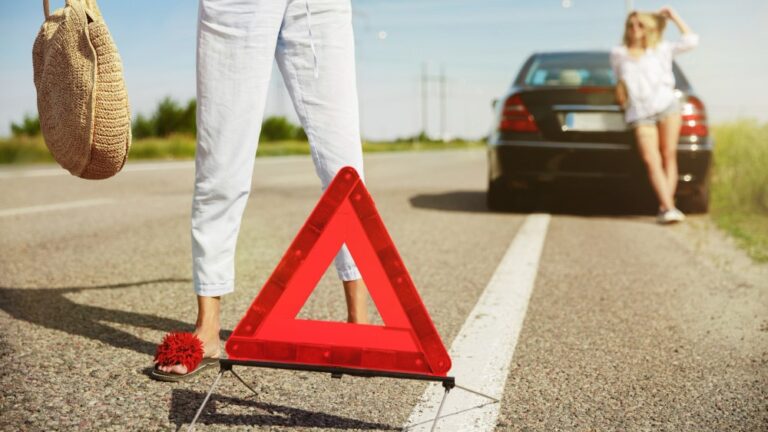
[0,134,482,164]
[710,120,768,262]
[0,135,53,164]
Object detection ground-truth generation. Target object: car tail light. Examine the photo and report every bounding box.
[500,94,538,133]
[680,96,708,137]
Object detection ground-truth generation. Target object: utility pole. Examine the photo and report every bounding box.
[439,65,447,141]
[625,0,634,13]
[420,63,448,141]
[421,62,428,139]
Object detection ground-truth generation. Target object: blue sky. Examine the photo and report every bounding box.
[1,0,766,140]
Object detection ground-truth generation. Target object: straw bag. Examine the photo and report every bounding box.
[33,0,131,179]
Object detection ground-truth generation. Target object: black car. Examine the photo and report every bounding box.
[487,51,711,212]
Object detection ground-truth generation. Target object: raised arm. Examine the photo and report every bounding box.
[659,6,692,34]
[659,6,698,54]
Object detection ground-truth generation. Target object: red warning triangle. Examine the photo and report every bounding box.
[226,167,452,377]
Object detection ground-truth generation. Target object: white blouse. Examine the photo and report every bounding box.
[610,33,699,123]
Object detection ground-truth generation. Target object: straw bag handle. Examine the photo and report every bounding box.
[43,0,102,20]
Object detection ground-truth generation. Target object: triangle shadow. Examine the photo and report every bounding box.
[169,387,398,430]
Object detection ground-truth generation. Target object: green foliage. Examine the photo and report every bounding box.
[260,116,296,141]
[0,136,51,163]
[260,116,308,142]
[295,126,308,141]
[711,120,768,261]
[127,97,306,141]
[10,114,41,137]
[128,135,197,159]
[392,131,471,144]
[132,97,196,138]
[131,113,155,139]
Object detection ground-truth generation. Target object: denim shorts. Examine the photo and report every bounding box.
[629,100,681,128]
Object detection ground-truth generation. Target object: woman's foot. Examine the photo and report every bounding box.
[155,327,221,375]
[657,207,685,224]
[156,295,222,375]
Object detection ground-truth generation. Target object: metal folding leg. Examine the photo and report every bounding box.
[230,367,259,398]
[419,382,500,431]
[187,368,225,432]
[429,385,451,432]
[454,384,500,403]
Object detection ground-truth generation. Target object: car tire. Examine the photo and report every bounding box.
[487,179,511,211]
[679,183,710,214]
[487,179,536,212]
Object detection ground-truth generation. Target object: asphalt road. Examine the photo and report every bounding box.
[0,150,765,431]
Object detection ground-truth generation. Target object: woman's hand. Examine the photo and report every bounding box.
[658,5,692,34]
[615,80,628,110]
[657,6,677,20]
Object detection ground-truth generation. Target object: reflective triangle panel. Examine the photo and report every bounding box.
[226,167,452,377]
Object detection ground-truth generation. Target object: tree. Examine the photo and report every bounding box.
[10,114,41,137]
[260,116,297,141]
[154,97,182,137]
[127,98,308,141]
[131,96,197,138]
[132,113,155,139]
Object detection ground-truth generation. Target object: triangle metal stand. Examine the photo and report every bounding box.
[185,359,498,432]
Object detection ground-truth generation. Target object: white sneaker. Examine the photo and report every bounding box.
[657,208,686,224]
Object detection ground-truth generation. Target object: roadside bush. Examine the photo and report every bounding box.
[711,119,768,261]
[260,116,308,142]
[10,114,41,137]
[132,97,196,138]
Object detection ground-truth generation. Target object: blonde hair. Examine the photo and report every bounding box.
[623,11,666,49]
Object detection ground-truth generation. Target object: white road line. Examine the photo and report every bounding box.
[0,155,319,179]
[405,213,551,431]
[0,199,113,217]
[0,150,477,180]
[0,161,195,179]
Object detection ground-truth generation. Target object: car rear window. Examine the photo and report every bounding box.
[523,53,616,86]
[519,52,690,89]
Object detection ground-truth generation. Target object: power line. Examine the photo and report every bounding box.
[420,62,448,140]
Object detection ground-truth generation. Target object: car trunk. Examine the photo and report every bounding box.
[519,87,635,145]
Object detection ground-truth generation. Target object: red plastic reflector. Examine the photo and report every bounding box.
[226,167,452,377]
[680,96,708,137]
[500,94,539,132]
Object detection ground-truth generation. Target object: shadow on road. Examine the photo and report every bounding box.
[0,278,232,356]
[409,189,657,216]
[169,388,398,430]
[409,191,489,213]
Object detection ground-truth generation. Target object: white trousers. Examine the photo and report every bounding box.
[192,0,364,297]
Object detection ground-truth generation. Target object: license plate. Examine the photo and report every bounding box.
[562,112,626,132]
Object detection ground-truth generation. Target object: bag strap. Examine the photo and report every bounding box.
[82,0,102,20]
[42,0,101,20]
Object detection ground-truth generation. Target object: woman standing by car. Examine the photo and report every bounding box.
[611,6,699,224]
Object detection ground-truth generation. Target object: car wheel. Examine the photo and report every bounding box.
[679,183,710,214]
[488,179,536,212]
[487,179,511,211]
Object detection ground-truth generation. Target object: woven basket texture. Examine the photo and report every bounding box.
[33,0,130,179]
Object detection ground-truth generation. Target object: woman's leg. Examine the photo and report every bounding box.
[275,0,368,323]
[658,112,682,199]
[635,124,675,211]
[159,0,287,375]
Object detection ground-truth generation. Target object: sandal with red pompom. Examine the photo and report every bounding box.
[150,332,220,382]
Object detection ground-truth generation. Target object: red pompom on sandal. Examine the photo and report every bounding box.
[151,332,219,382]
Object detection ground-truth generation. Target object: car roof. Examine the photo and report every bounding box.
[530,50,611,57]
[514,50,692,91]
